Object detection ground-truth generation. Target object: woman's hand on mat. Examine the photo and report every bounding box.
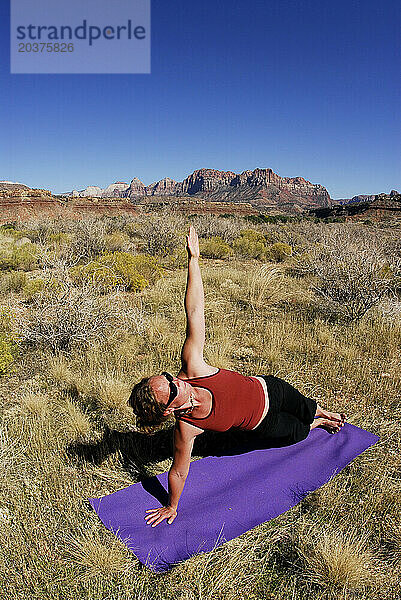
[186,226,200,258]
[145,505,177,527]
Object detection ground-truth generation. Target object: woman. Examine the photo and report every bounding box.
[129,226,346,528]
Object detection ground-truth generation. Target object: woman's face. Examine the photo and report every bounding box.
[149,375,193,412]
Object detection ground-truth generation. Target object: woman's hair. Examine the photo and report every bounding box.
[128,376,171,434]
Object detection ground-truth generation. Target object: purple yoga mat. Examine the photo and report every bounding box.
[89,423,378,572]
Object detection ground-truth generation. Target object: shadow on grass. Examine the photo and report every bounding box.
[67,425,286,481]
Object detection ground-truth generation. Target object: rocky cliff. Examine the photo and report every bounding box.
[0,186,139,222]
[0,187,61,221]
[68,167,331,212]
[145,177,180,196]
[175,168,331,212]
[335,194,376,205]
[0,181,31,192]
[72,182,129,198]
[311,191,401,221]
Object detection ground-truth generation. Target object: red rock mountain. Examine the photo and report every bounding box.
[119,167,331,212]
[1,168,332,222]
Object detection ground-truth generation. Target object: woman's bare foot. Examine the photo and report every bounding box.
[315,405,347,426]
[311,417,342,434]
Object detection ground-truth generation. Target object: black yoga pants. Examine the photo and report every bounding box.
[252,375,318,446]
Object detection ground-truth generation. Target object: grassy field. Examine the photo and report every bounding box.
[0,212,400,599]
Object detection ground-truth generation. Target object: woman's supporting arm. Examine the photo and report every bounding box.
[167,468,188,509]
[144,424,195,527]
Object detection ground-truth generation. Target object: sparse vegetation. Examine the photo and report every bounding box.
[11,282,146,352]
[294,226,396,320]
[0,213,400,599]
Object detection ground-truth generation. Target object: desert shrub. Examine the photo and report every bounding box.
[100,214,132,234]
[246,213,299,225]
[70,252,163,292]
[232,236,267,260]
[0,306,18,376]
[190,214,245,242]
[261,221,325,257]
[296,230,395,321]
[232,230,267,260]
[70,259,146,292]
[0,225,27,240]
[0,271,27,293]
[0,334,17,376]
[47,232,72,247]
[22,278,45,301]
[200,236,233,259]
[0,242,38,271]
[137,213,184,256]
[238,229,266,244]
[12,284,146,352]
[68,217,108,261]
[21,216,66,244]
[0,306,13,332]
[385,235,401,290]
[123,221,142,238]
[126,254,164,284]
[266,242,293,262]
[104,231,132,252]
[0,222,17,232]
[162,247,188,269]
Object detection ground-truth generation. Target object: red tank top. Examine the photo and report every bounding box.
[176,368,265,432]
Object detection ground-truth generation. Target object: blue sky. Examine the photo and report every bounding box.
[1,0,400,199]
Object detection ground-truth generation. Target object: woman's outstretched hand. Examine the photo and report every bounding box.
[145,505,177,527]
[186,226,200,259]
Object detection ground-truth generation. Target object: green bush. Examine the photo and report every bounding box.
[47,232,71,247]
[0,306,18,376]
[200,237,233,259]
[0,270,27,293]
[245,214,295,224]
[104,231,131,252]
[0,334,17,376]
[0,306,12,332]
[22,278,46,300]
[70,252,163,292]
[266,242,292,262]
[0,224,27,240]
[0,242,38,271]
[238,229,266,244]
[0,222,17,232]
[127,254,164,285]
[163,247,188,269]
[232,230,267,260]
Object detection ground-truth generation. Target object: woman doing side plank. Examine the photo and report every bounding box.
[129,227,346,527]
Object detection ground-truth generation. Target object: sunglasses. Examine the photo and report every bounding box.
[161,372,178,408]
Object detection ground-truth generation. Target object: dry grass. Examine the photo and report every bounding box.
[0,214,400,599]
[295,520,379,593]
[59,398,98,445]
[17,390,50,417]
[63,529,133,581]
